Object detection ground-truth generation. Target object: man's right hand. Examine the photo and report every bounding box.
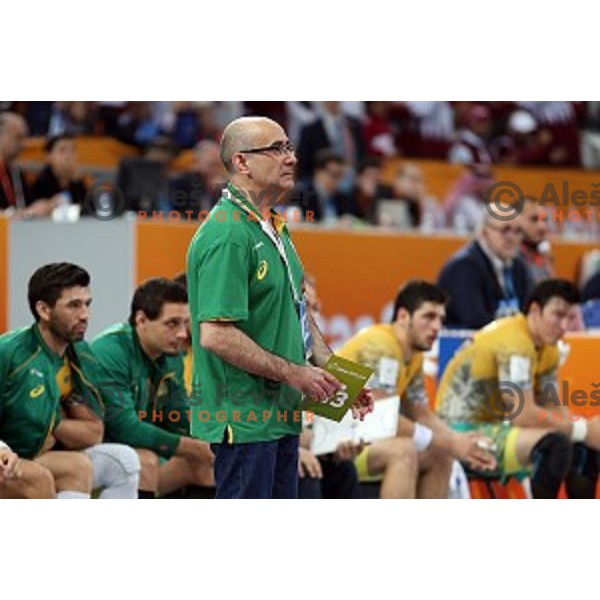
[176,437,215,465]
[285,364,342,401]
[0,448,20,482]
[298,447,323,479]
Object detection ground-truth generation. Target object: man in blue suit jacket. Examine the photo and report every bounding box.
[437,210,533,329]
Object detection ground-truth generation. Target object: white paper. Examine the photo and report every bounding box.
[310,395,400,456]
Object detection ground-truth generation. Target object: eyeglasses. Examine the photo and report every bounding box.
[239,141,296,156]
[486,224,524,236]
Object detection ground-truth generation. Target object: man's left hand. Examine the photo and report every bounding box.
[351,388,375,421]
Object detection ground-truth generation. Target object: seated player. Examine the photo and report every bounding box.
[436,278,600,498]
[338,281,496,498]
[0,263,139,498]
[92,278,214,498]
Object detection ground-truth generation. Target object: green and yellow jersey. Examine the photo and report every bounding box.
[338,323,426,404]
[0,325,104,459]
[436,313,559,425]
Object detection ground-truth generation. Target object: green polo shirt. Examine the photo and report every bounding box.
[92,323,189,458]
[186,184,305,443]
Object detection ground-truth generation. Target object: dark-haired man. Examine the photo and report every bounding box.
[437,278,600,498]
[292,149,357,222]
[93,277,213,498]
[338,281,496,498]
[32,134,88,208]
[0,262,140,499]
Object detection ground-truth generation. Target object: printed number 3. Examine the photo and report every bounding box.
[328,390,348,408]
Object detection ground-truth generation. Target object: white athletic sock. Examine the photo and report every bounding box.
[57,491,90,499]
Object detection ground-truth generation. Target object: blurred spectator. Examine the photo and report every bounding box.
[292,149,357,223]
[170,140,224,217]
[197,101,243,137]
[0,112,31,211]
[362,102,398,158]
[581,101,600,170]
[23,102,53,136]
[393,101,454,158]
[48,102,98,136]
[492,109,543,164]
[0,112,63,218]
[437,206,532,329]
[171,102,202,149]
[32,135,88,208]
[297,101,364,180]
[286,102,318,143]
[190,102,221,143]
[386,163,430,228]
[115,102,163,147]
[582,272,600,302]
[448,104,493,165]
[97,101,127,137]
[516,196,555,284]
[443,164,495,232]
[349,157,390,223]
[518,101,582,166]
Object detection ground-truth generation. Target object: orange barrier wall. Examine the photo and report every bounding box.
[0,218,7,332]
[136,221,598,318]
[383,159,600,208]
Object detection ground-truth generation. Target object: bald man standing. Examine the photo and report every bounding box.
[186,117,372,498]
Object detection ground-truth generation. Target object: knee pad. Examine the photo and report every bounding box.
[531,432,573,480]
[85,443,141,477]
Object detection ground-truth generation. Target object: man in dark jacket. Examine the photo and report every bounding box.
[296,101,364,181]
[438,207,532,329]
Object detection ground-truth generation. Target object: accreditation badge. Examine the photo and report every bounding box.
[298,299,313,359]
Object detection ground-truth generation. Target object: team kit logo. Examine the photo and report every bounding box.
[257,260,268,281]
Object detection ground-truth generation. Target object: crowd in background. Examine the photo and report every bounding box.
[2,101,597,167]
[1,101,600,235]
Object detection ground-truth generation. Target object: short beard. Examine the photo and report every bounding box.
[48,320,84,344]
